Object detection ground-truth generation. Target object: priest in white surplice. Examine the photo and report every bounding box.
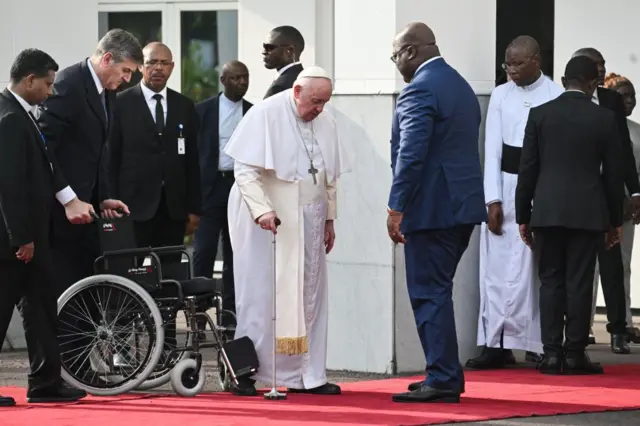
[468,36,563,369]
[224,66,350,396]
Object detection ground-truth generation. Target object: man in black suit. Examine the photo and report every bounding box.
[37,28,142,299]
[516,56,624,375]
[573,47,637,354]
[193,60,252,316]
[262,25,305,98]
[109,42,201,253]
[37,29,142,374]
[0,49,88,406]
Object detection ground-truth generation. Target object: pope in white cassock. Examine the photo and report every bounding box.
[469,36,564,370]
[224,66,350,396]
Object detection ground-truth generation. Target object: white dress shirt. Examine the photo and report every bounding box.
[140,81,168,123]
[218,93,243,171]
[87,59,104,96]
[7,87,76,205]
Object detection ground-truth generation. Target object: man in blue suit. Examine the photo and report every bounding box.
[387,22,487,403]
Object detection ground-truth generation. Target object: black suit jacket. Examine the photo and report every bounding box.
[597,86,640,195]
[264,63,303,99]
[37,59,116,242]
[108,84,202,222]
[516,91,624,231]
[196,93,252,212]
[0,90,66,259]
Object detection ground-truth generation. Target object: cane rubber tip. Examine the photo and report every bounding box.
[264,391,287,400]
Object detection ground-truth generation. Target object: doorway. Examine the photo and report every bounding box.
[495,0,555,85]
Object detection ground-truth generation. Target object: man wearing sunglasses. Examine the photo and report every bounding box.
[262,26,305,99]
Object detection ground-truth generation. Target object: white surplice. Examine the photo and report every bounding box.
[478,73,563,353]
[224,89,350,388]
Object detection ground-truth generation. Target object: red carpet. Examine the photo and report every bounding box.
[2,364,640,425]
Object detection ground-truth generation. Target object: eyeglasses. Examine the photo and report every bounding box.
[144,60,174,68]
[390,42,434,64]
[502,56,534,71]
[390,45,411,64]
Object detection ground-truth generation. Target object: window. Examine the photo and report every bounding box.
[98,11,162,92]
[180,10,238,103]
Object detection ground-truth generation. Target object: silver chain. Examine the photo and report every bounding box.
[294,118,315,165]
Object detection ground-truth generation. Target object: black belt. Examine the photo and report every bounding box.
[501,143,522,175]
[219,170,234,179]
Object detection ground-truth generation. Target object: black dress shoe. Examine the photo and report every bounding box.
[288,383,341,395]
[588,335,596,345]
[536,354,562,375]
[0,396,16,407]
[611,334,631,354]
[465,347,514,369]
[564,352,604,375]
[27,383,87,403]
[230,378,258,396]
[408,376,465,394]
[393,385,460,403]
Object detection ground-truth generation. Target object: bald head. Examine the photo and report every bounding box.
[141,41,174,91]
[222,60,248,78]
[573,47,603,62]
[506,35,540,57]
[220,60,249,101]
[392,22,439,83]
[395,22,436,47]
[503,35,541,87]
[143,42,172,61]
[572,47,606,85]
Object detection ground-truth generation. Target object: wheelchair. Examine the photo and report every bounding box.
[56,215,258,397]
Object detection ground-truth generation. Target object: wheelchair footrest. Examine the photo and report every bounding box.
[221,336,259,380]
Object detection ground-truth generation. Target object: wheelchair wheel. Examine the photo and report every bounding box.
[57,274,165,396]
[170,358,206,397]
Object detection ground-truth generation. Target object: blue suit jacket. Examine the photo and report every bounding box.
[388,58,487,233]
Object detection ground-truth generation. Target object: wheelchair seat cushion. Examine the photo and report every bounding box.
[178,277,223,296]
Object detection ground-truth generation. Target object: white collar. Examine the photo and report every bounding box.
[516,72,545,92]
[7,87,35,114]
[220,92,241,106]
[140,81,167,100]
[414,56,443,76]
[87,58,104,95]
[593,87,600,102]
[279,62,301,75]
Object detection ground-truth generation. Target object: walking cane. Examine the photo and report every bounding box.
[264,217,286,401]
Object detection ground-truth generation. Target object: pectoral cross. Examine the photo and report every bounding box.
[308,162,318,185]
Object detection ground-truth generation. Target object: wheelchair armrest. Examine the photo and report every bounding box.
[101,246,160,258]
[158,278,185,303]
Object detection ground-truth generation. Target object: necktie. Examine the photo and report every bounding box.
[153,94,164,135]
[100,91,108,122]
[28,111,46,146]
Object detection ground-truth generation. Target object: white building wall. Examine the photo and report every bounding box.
[555,0,640,311]
[0,0,98,85]
[237,0,495,373]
